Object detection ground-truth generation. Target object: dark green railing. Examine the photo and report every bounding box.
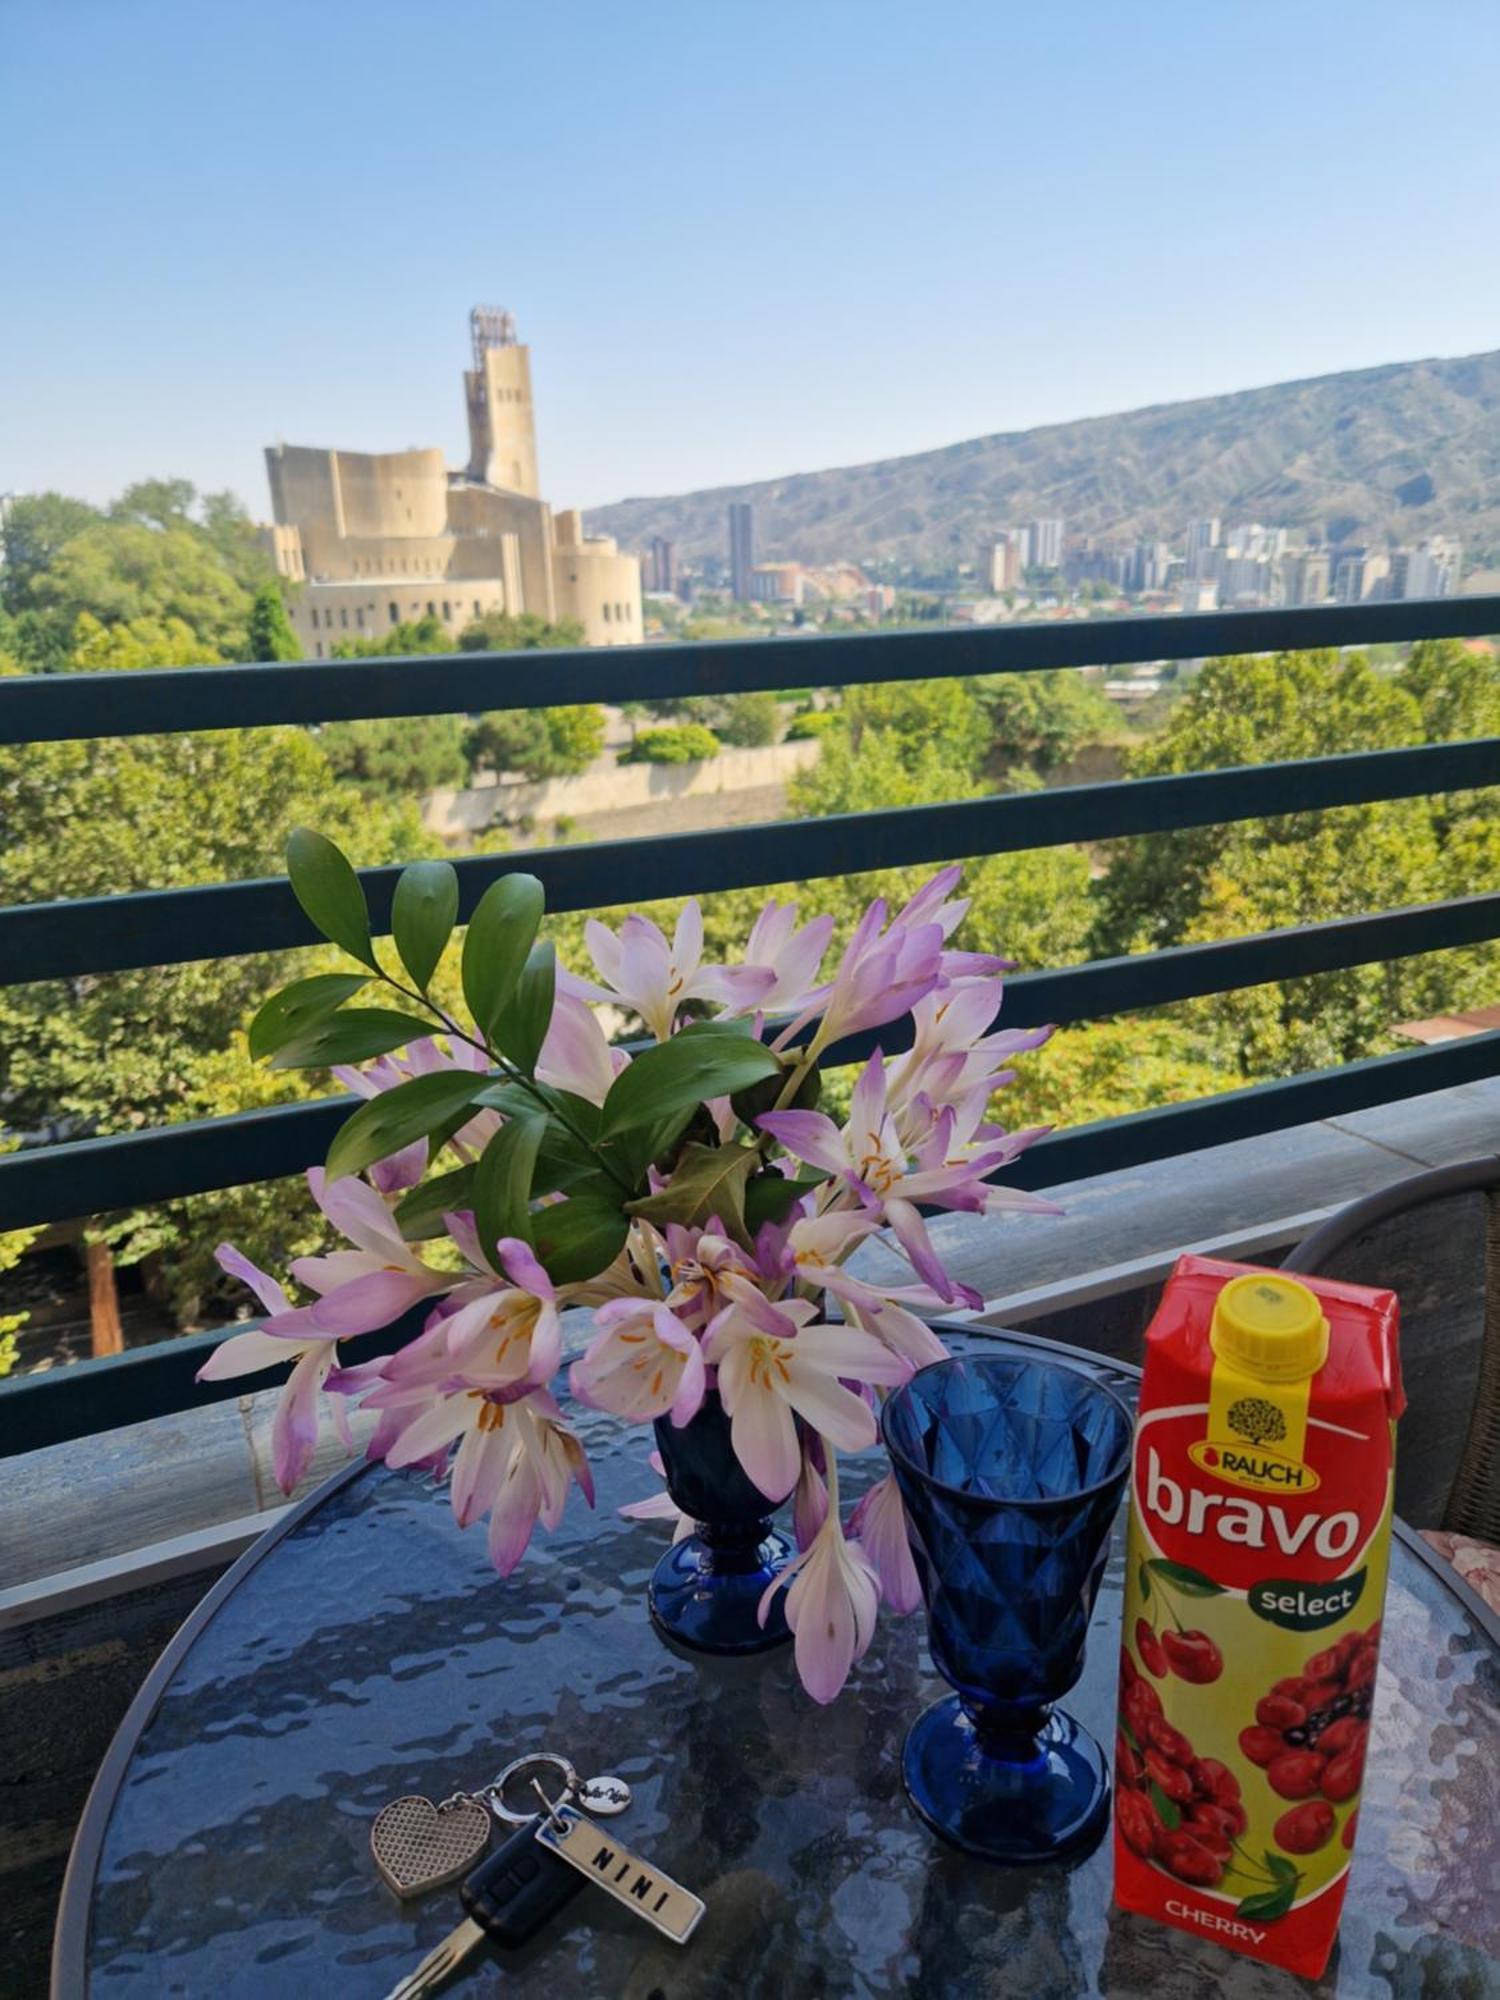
[3,598,1499,1454]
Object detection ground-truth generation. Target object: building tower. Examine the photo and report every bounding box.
[729,501,755,600]
[464,306,542,497]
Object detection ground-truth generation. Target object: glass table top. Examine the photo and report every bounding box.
[70,1329,1500,1998]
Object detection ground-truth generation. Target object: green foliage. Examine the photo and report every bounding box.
[1001,1015,1227,1130]
[973,668,1121,774]
[786,707,843,740]
[467,703,606,782]
[461,874,545,1042]
[0,614,438,1321]
[247,583,301,663]
[717,691,781,747]
[325,1071,491,1185]
[458,610,586,653]
[331,614,451,660]
[840,678,985,777]
[623,723,721,764]
[321,713,470,797]
[391,861,460,994]
[33,519,250,659]
[1093,646,1500,1082]
[0,493,100,611]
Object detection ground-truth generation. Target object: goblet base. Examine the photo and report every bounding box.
[647,1529,793,1654]
[901,1696,1111,1864]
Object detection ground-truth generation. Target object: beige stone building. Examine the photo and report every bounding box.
[265,309,642,656]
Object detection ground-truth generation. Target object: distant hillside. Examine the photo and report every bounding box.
[588,348,1500,571]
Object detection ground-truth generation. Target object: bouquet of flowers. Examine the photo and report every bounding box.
[202,831,1055,1701]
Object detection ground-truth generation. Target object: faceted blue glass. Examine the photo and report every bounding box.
[649,1392,792,1654]
[882,1354,1133,1863]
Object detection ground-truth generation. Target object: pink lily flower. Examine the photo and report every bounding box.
[791,1441,830,1552]
[759,1053,1057,1303]
[536,992,629,1107]
[284,1169,452,1335]
[366,1339,592,1571]
[847,1472,922,1613]
[759,1509,880,1704]
[406,1236,564,1394]
[569,1298,707,1426]
[569,902,773,1042]
[662,1223,761,1331]
[776,866,987,1056]
[702,1292,912,1501]
[196,1245,347,1493]
[704,899,835,1018]
[885,983,1052,1122]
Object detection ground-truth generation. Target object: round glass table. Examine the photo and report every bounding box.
[55,1325,1500,1998]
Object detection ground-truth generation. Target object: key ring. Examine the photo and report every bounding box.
[487,1751,581,1824]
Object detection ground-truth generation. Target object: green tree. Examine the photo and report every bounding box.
[465,704,606,782]
[0,492,100,609]
[111,478,198,529]
[1094,647,1500,1080]
[973,668,1121,775]
[0,619,439,1328]
[623,723,721,764]
[23,518,256,663]
[458,610,585,652]
[331,614,451,659]
[718,691,781,747]
[321,713,470,796]
[247,583,302,662]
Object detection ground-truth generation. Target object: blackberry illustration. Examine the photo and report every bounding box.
[1227,1396,1287,1447]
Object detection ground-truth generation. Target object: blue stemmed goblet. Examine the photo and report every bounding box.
[881,1353,1133,1864]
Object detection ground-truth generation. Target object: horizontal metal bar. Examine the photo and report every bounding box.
[5,737,1497,987]
[1004,1025,1500,1190]
[4,596,1498,746]
[5,890,1499,1232]
[8,1029,1500,1453]
[0,1308,428,1459]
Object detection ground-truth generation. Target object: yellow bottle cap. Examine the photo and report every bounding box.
[1210,1274,1329,1382]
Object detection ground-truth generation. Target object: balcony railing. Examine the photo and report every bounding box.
[3,596,1499,1456]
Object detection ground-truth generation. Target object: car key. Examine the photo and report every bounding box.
[383,1780,703,1999]
[383,1816,585,1998]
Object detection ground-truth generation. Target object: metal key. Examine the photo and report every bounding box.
[383,1780,703,1999]
[383,1815,586,1998]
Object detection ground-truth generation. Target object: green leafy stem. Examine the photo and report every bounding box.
[250,830,834,1287]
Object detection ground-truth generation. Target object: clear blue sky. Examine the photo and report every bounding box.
[5,0,1500,521]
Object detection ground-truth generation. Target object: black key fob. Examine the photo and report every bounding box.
[460,1817,586,1949]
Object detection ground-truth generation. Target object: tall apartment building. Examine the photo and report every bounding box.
[646,535,678,594]
[1332,548,1391,603]
[728,502,755,600]
[264,309,642,657]
[1390,538,1462,600]
[1185,518,1221,580]
[1029,517,1064,569]
[1282,549,1331,607]
[984,528,1029,591]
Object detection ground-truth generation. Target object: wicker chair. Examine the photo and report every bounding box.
[1284,1156,1500,1609]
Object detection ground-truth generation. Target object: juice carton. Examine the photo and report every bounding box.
[1112,1255,1403,1979]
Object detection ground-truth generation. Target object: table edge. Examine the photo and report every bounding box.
[48,1320,1499,1998]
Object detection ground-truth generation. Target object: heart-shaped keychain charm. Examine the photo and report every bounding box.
[370,1793,491,1900]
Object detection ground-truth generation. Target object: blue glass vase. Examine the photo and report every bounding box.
[649,1392,793,1654]
[881,1353,1133,1864]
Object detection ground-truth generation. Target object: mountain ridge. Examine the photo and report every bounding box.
[587,346,1500,571]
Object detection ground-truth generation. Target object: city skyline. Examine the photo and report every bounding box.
[6,1,1500,516]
